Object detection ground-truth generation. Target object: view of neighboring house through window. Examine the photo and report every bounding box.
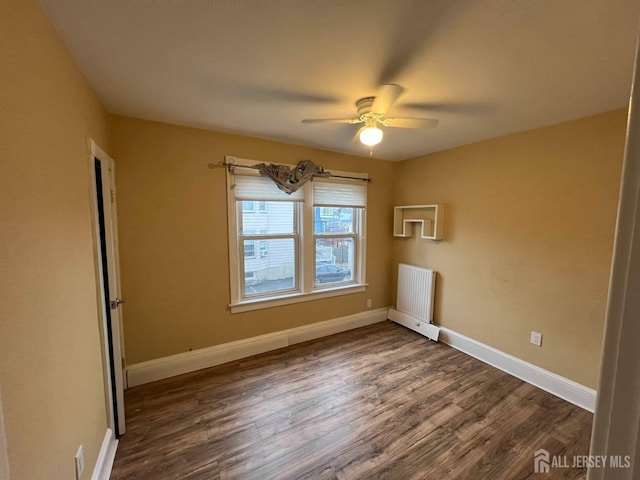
[314,207,355,284]
[227,158,367,309]
[240,201,298,296]
[242,200,266,213]
[312,180,365,288]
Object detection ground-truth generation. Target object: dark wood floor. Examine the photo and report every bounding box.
[111,321,592,479]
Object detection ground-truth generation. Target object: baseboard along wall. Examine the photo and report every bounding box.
[437,326,597,412]
[91,428,118,480]
[127,307,389,387]
[126,306,596,412]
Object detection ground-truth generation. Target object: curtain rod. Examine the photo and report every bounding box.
[221,161,371,183]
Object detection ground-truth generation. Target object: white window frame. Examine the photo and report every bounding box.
[226,156,368,313]
[244,239,256,259]
[257,240,268,257]
[319,207,334,217]
[242,239,269,260]
[241,200,267,213]
[314,207,359,288]
[239,205,300,298]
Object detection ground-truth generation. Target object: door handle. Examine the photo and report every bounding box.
[110,298,127,310]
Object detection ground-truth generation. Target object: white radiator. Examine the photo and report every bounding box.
[388,263,440,341]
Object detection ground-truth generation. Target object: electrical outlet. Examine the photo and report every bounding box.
[530,331,542,347]
[366,298,372,308]
[75,445,85,479]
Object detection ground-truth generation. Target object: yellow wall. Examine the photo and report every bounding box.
[109,115,395,364]
[394,110,626,388]
[0,1,111,478]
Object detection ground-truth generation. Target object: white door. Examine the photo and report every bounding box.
[89,139,126,437]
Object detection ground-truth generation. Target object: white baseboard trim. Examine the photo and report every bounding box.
[438,327,597,412]
[91,428,118,480]
[127,307,389,387]
[387,308,441,341]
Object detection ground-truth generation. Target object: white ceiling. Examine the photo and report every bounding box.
[40,0,640,161]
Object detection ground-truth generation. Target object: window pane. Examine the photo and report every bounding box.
[241,201,295,235]
[245,240,255,258]
[314,207,354,234]
[315,238,354,285]
[244,238,296,296]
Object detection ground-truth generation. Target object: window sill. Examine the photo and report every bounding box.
[229,284,368,314]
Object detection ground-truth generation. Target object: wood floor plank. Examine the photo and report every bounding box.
[221,425,359,480]
[111,321,593,479]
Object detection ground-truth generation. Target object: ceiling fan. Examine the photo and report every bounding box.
[301,84,439,147]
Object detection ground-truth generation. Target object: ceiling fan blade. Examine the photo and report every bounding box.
[377,2,460,85]
[371,84,405,114]
[399,101,494,114]
[383,117,439,129]
[302,118,361,125]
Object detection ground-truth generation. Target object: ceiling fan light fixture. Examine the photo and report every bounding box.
[359,125,383,146]
[301,85,439,150]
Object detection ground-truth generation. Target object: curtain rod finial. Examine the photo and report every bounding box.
[208,160,226,169]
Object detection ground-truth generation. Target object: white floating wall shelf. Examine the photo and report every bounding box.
[393,204,445,240]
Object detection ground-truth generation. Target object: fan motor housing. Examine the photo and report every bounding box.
[356,97,375,115]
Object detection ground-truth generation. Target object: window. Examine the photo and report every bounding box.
[227,157,367,312]
[243,239,269,259]
[315,208,355,284]
[240,198,298,298]
[242,200,267,212]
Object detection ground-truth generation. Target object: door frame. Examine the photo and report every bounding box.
[588,24,640,480]
[88,138,126,438]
